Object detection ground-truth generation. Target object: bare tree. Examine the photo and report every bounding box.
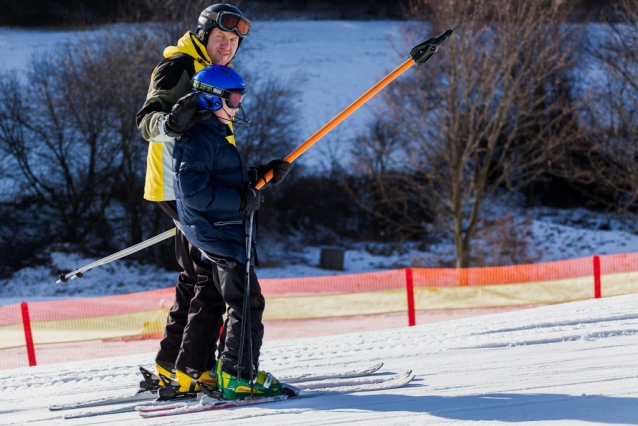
[576,0,638,215]
[352,0,583,267]
[231,68,301,166]
[0,59,118,246]
[0,29,165,257]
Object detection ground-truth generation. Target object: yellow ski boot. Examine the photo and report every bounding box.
[157,366,217,401]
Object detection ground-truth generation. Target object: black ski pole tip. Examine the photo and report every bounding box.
[76,271,84,278]
[58,272,68,283]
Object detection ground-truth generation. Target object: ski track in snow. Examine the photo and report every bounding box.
[0,294,637,425]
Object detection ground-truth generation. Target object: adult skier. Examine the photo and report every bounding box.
[136,3,252,399]
[173,64,292,400]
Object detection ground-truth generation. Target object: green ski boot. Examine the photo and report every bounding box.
[214,361,299,400]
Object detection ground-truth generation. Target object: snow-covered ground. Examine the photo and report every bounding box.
[0,293,636,425]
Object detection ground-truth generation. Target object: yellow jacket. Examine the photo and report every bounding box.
[136,31,235,201]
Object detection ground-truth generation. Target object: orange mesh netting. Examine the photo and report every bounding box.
[2,253,637,370]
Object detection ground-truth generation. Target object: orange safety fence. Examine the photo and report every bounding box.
[1,252,638,370]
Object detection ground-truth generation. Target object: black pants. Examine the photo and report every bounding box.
[155,201,225,373]
[208,256,265,379]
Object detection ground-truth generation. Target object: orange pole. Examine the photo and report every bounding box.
[255,57,415,190]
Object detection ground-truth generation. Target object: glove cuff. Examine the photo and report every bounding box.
[162,114,182,138]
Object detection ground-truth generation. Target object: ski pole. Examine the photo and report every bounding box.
[55,228,177,283]
[235,210,255,395]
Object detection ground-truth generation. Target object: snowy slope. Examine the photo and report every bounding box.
[2,22,638,305]
[0,293,636,425]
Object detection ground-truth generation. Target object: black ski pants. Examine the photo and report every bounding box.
[208,255,265,379]
[156,201,226,373]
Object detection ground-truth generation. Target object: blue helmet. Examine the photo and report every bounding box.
[192,65,246,112]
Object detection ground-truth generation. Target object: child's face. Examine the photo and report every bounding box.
[214,98,239,121]
[223,98,239,116]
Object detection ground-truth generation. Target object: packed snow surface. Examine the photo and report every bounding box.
[0,293,636,425]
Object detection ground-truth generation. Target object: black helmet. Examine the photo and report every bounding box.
[197,4,250,46]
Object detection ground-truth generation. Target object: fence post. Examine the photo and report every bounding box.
[20,302,37,366]
[405,268,416,326]
[593,255,601,299]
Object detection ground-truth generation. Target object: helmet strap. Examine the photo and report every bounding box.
[215,105,250,127]
[197,27,211,46]
[232,105,250,126]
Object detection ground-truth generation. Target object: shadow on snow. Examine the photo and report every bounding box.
[286,390,638,424]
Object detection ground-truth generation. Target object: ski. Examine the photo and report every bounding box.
[138,371,415,418]
[282,361,383,384]
[49,390,155,411]
[292,369,411,390]
[52,362,388,418]
[62,403,149,419]
[49,361,382,413]
[136,369,411,414]
[62,370,412,419]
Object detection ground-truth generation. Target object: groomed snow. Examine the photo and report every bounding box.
[0,293,636,425]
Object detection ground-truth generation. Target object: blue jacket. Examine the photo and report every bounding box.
[173,118,256,265]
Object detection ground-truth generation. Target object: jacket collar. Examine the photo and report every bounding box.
[163,31,212,72]
[199,117,229,135]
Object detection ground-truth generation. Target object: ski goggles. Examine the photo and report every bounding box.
[202,10,251,37]
[221,89,245,109]
[195,83,245,109]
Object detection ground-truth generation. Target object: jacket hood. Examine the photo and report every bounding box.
[163,31,212,71]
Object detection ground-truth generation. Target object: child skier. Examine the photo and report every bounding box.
[171,64,294,400]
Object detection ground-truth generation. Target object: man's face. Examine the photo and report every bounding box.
[206,27,240,65]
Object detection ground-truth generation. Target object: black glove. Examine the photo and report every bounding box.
[253,159,291,186]
[239,186,261,211]
[163,92,212,138]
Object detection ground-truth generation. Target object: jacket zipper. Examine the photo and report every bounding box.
[213,220,243,227]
